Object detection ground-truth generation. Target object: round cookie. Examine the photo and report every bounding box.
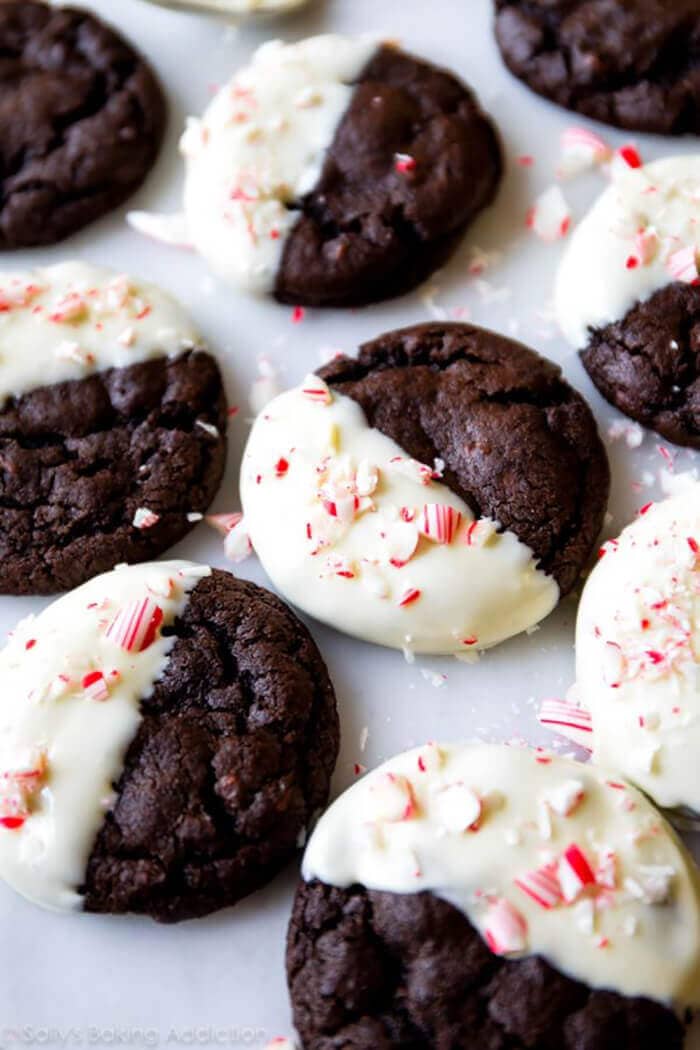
[494,0,700,136]
[240,323,609,654]
[575,485,700,818]
[0,261,227,595]
[556,155,700,448]
[180,35,502,306]
[0,560,339,921]
[0,1,166,249]
[289,743,700,1049]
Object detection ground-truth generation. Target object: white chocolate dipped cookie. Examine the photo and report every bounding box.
[0,262,227,594]
[575,485,700,818]
[147,35,502,307]
[240,323,609,655]
[287,743,700,1048]
[556,154,700,448]
[0,561,339,921]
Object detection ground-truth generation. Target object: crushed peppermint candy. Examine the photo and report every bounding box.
[526,186,571,242]
[132,507,160,530]
[105,597,164,653]
[369,773,416,822]
[484,898,528,955]
[0,750,47,830]
[538,698,593,750]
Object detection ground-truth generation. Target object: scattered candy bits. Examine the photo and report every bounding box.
[527,185,571,242]
[0,750,48,830]
[105,597,164,653]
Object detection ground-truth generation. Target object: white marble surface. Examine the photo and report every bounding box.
[1,0,699,1046]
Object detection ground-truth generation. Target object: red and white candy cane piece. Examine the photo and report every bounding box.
[384,519,419,568]
[388,456,433,486]
[355,459,379,497]
[206,511,243,536]
[543,778,585,817]
[398,587,421,608]
[666,245,699,284]
[537,698,593,750]
[596,848,618,891]
[416,741,444,774]
[484,898,528,955]
[369,772,416,822]
[616,144,643,169]
[558,844,597,903]
[418,504,462,545]
[81,670,110,702]
[0,751,47,830]
[434,782,482,833]
[224,515,253,563]
[632,226,659,266]
[515,861,562,909]
[300,374,332,405]
[105,597,164,653]
[526,186,571,242]
[132,507,160,530]
[558,126,611,177]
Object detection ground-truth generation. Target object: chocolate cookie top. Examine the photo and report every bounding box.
[0,562,339,922]
[0,262,226,594]
[576,485,700,815]
[556,155,700,446]
[241,323,608,654]
[290,743,700,1048]
[0,1,166,248]
[494,0,700,135]
[181,35,501,306]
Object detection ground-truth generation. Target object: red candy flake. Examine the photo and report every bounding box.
[275,457,289,477]
[25,638,37,651]
[688,537,699,556]
[82,670,110,702]
[484,898,528,955]
[558,844,596,902]
[462,635,478,646]
[418,504,462,545]
[106,598,164,653]
[398,587,421,608]
[291,306,305,324]
[369,772,416,822]
[625,255,639,270]
[0,816,25,830]
[638,501,654,516]
[394,152,417,174]
[617,144,642,169]
[515,862,562,910]
[517,155,534,167]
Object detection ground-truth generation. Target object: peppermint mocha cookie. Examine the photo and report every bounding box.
[289,743,700,1049]
[556,155,700,448]
[0,561,339,921]
[180,35,502,306]
[0,262,226,594]
[576,486,700,818]
[241,323,609,654]
[494,0,700,136]
[0,1,166,248]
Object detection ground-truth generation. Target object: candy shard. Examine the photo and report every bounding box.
[543,778,585,817]
[558,843,596,903]
[434,782,482,833]
[418,504,462,545]
[105,597,164,653]
[484,898,528,955]
[515,861,562,909]
[538,698,593,750]
[527,185,571,242]
[369,772,416,822]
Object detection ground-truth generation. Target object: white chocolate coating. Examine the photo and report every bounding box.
[303,743,700,1010]
[576,487,700,814]
[181,35,379,294]
[0,561,210,912]
[555,155,700,347]
[240,380,559,654]
[0,262,199,405]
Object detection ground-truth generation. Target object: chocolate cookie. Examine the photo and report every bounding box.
[0,262,227,594]
[0,562,339,922]
[494,0,700,135]
[0,1,166,249]
[555,154,700,446]
[288,744,698,1048]
[581,283,700,448]
[289,884,684,1050]
[241,323,609,654]
[180,35,502,306]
